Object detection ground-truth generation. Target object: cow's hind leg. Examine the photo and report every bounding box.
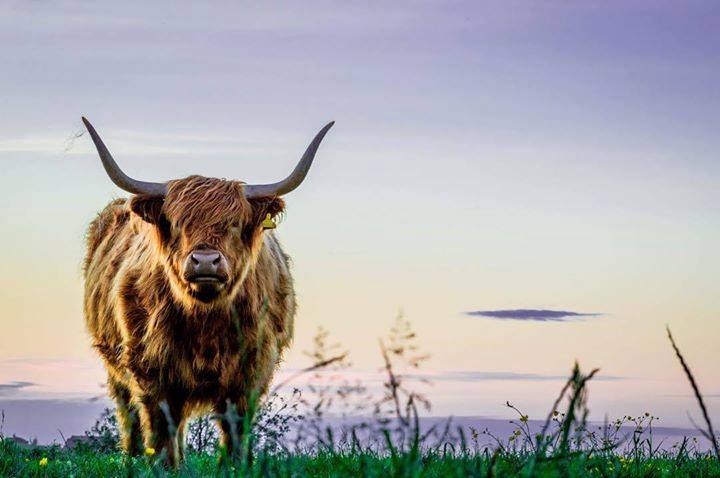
[108,378,142,455]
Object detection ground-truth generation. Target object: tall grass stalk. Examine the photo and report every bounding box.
[666,325,719,459]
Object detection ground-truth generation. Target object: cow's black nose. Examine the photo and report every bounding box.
[191,250,221,269]
[183,249,228,283]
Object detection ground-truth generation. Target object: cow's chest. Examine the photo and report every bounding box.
[134,311,254,394]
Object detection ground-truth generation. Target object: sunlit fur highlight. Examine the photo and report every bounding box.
[83,176,294,466]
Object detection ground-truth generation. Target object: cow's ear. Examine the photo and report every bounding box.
[129,195,165,225]
[249,197,285,226]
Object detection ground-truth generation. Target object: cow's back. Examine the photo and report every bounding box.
[83,199,134,365]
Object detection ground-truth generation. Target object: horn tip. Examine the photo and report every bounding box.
[319,121,335,136]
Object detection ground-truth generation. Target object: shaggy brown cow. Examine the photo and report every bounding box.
[81,117,333,465]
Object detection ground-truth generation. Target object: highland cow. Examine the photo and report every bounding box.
[81,117,333,465]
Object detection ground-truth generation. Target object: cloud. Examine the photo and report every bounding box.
[465,309,603,322]
[406,371,624,382]
[0,358,105,400]
[0,381,35,396]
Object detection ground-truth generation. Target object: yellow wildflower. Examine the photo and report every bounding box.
[39,457,48,467]
[145,447,156,456]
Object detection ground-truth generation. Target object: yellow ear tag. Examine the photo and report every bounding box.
[262,213,276,230]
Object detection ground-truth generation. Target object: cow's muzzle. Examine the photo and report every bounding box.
[183,249,229,286]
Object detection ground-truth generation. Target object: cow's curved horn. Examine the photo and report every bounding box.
[82,117,167,196]
[244,121,334,198]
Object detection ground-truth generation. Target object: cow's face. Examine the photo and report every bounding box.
[130,176,284,305]
[81,117,330,305]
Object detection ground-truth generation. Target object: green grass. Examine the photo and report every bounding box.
[2,439,719,478]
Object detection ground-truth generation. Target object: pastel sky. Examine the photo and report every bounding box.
[1,1,719,442]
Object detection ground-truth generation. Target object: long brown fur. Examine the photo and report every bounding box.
[83,175,294,465]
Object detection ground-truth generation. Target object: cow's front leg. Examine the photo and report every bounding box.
[214,398,253,461]
[138,396,186,468]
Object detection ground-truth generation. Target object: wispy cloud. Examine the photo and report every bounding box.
[0,358,105,400]
[0,129,280,156]
[0,381,35,396]
[465,309,603,322]
[272,368,625,385]
[406,371,624,382]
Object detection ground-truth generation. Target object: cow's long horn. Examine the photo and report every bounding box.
[244,122,334,198]
[82,117,167,196]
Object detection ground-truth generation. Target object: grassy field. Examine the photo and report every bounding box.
[2,439,720,477]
